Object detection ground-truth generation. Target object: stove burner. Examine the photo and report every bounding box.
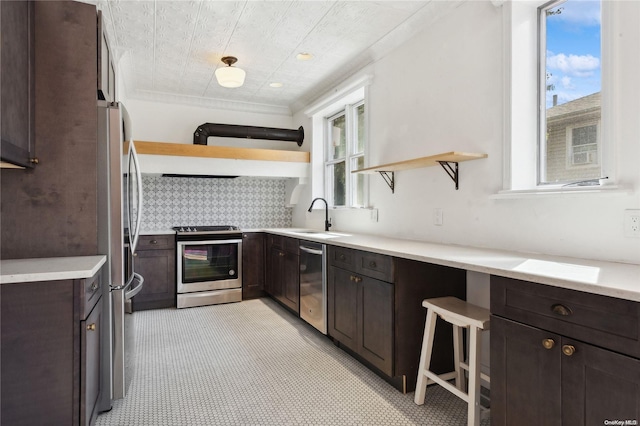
[172,225,240,233]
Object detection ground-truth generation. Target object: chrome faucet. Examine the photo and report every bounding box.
[308,197,332,232]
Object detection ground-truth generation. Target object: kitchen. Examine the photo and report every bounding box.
[1,0,639,425]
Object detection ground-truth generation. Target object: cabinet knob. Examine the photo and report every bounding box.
[562,344,576,356]
[542,338,555,349]
[30,157,39,165]
[86,323,96,331]
[339,254,346,261]
[369,261,377,268]
[279,252,285,257]
[354,276,362,283]
[551,303,572,316]
[91,282,99,291]
[150,239,158,244]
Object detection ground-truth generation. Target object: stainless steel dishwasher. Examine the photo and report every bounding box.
[299,241,327,334]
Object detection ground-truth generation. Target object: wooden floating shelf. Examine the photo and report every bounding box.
[352,151,487,192]
[129,140,310,163]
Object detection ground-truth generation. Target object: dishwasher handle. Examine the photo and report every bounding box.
[300,245,324,256]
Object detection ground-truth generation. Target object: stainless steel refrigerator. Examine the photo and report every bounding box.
[97,101,144,411]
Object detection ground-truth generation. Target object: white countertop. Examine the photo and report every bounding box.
[0,255,107,284]
[266,228,640,302]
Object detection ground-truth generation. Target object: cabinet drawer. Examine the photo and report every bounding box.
[329,246,356,270]
[491,275,640,358]
[137,234,174,250]
[357,251,393,283]
[81,272,102,319]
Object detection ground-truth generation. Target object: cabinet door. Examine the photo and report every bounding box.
[132,248,176,310]
[81,298,103,426]
[0,0,35,168]
[242,233,266,300]
[359,275,393,376]
[491,316,562,426]
[281,250,299,313]
[266,248,284,298]
[562,338,640,426]
[328,266,358,353]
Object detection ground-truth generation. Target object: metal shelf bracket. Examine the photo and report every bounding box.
[378,171,395,193]
[437,161,459,190]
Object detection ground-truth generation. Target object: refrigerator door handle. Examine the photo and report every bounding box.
[129,140,143,254]
[125,273,144,300]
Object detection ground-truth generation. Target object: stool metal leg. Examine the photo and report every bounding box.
[467,326,482,426]
[414,309,437,405]
[452,324,465,391]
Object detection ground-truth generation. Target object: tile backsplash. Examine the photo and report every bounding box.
[140,175,293,231]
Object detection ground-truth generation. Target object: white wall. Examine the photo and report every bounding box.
[293,0,640,266]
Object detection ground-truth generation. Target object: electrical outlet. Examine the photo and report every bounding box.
[624,209,640,238]
[434,208,443,226]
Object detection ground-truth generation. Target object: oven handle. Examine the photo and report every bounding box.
[177,239,242,245]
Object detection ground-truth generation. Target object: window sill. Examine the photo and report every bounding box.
[490,184,634,199]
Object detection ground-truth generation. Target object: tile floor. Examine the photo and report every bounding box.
[96,298,490,426]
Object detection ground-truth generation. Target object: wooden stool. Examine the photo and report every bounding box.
[414,297,490,426]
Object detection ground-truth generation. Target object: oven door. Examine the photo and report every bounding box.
[177,239,242,294]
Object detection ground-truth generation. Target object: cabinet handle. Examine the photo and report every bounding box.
[279,252,285,257]
[542,338,555,349]
[562,344,576,356]
[353,276,362,283]
[87,323,96,331]
[369,261,377,268]
[551,303,573,316]
[150,239,157,244]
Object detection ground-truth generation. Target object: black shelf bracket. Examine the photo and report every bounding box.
[437,161,459,190]
[377,171,395,193]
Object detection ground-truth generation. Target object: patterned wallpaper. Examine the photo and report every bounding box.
[140,175,293,231]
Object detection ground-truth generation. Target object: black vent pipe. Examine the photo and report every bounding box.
[193,123,304,147]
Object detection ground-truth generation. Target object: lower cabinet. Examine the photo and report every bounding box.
[266,235,299,313]
[0,270,103,425]
[132,234,176,310]
[328,262,394,375]
[491,275,640,425]
[327,246,466,392]
[242,232,266,299]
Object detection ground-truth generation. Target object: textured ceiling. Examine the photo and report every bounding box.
[88,1,463,115]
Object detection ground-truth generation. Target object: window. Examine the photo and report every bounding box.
[504,0,611,192]
[325,101,366,207]
[539,0,602,185]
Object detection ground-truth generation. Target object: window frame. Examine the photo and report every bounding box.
[502,0,615,194]
[324,100,367,209]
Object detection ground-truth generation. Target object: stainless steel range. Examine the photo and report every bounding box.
[174,226,242,308]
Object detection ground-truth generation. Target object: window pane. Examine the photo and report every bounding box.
[352,156,365,207]
[331,161,346,206]
[542,0,601,183]
[329,114,346,161]
[356,104,365,153]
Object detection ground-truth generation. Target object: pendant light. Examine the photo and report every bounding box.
[215,56,246,88]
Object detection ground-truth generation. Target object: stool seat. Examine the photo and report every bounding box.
[414,297,490,426]
[422,297,490,330]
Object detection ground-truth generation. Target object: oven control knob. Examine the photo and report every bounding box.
[179,227,185,232]
[229,270,235,276]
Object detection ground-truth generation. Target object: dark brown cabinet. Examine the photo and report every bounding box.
[1,269,103,425]
[328,246,394,376]
[491,275,640,425]
[266,234,299,313]
[1,0,36,168]
[327,246,466,392]
[242,232,266,299]
[132,234,176,310]
[97,10,116,102]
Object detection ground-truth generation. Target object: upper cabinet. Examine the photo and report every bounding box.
[97,10,116,102]
[1,0,36,169]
